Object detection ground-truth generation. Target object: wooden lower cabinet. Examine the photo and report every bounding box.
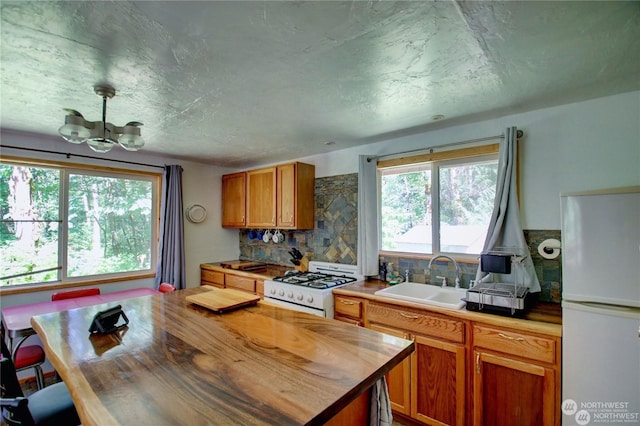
[201,269,224,288]
[225,274,256,293]
[200,266,262,296]
[412,335,465,426]
[332,294,561,426]
[334,295,364,326]
[368,302,466,426]
[472,324,559,426]
[368,323,411,416]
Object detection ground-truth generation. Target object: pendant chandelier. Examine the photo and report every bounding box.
[58,85,144,153]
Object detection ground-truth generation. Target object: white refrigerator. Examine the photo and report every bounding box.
[561,187,640,426]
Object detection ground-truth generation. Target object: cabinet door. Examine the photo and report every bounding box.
[247,167,276,227]
[473,350,555,426]
[412,334,466,426]
[368,323,411,416]
[221,172,246,227]
[277,163,296,228]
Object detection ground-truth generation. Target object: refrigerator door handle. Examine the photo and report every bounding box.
[562,300,640,320]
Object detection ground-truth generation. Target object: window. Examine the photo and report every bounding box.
[0,159,159,288]
[379,145,499,256]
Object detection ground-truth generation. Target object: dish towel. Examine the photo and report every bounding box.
[369,377,392,426]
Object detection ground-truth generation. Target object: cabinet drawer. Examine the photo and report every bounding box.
[334,315,363,327]
[225,275,256,293]
[201,269,224,286]
[473,324,556,364]
[255,280,264,297]
[368,302,465,343]
[334,296,363,320]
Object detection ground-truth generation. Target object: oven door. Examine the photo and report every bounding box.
[263,297,327,318]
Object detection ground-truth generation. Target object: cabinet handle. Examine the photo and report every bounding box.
[498,333,525,342]
[476,352,480,374]
[400,312,420,319]
[339,300,355,305]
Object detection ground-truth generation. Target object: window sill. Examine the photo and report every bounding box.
[379,251,480,264]
[0,272,155,296]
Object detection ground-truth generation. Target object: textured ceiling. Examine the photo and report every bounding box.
[1,1,639,168]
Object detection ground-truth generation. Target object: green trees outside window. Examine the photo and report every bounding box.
[380,156,498,255]
[0,162,156,287]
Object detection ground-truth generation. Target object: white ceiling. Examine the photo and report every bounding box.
[1,1,639,168]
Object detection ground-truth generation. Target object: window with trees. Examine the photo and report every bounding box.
[379,144,499,256]
[0,159,159,288]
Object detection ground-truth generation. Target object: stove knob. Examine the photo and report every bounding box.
[296,293,303,301]
[287,291,294,299]
[278,289,285,297]
[306,295,313,303]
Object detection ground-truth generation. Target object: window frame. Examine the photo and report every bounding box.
[0,156,161,295]
[377,143,500,260]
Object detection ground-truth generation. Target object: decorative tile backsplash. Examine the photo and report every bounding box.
[239,172,562,303]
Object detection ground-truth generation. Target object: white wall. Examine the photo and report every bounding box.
[181,162,239,287]
[297,91,640,229]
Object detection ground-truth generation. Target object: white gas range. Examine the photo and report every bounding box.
[264,261,364,318]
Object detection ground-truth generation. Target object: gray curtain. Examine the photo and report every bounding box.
[475,127,540,292]
[357,155,379,276]
[155,165,186,290]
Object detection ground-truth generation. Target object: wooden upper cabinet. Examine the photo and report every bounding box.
[221,172,246,227]
[277,162,315,229]
[222,162,315,229]
[247,167,277,227]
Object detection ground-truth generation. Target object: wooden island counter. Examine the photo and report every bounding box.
[31,286,414,425]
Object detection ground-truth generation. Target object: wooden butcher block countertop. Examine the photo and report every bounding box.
[32,286,413,425]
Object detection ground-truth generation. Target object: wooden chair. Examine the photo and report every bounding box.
[0,357,80,425]
[159,283,176,293]
[1,330,45,391]
[51,287,100,301]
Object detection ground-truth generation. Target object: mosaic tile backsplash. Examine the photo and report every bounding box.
[239,172,562,304]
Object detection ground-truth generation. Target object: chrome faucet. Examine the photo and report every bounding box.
[428,255,461,288]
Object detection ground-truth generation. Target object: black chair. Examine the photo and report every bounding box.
[0,357,80,426]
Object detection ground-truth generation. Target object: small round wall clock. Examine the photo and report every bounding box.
[185,204,207,223]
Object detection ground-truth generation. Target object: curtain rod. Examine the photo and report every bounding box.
[366,129,524,162]
[0,145,165,169]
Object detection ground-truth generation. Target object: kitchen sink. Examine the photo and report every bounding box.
[374,282,466,310]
